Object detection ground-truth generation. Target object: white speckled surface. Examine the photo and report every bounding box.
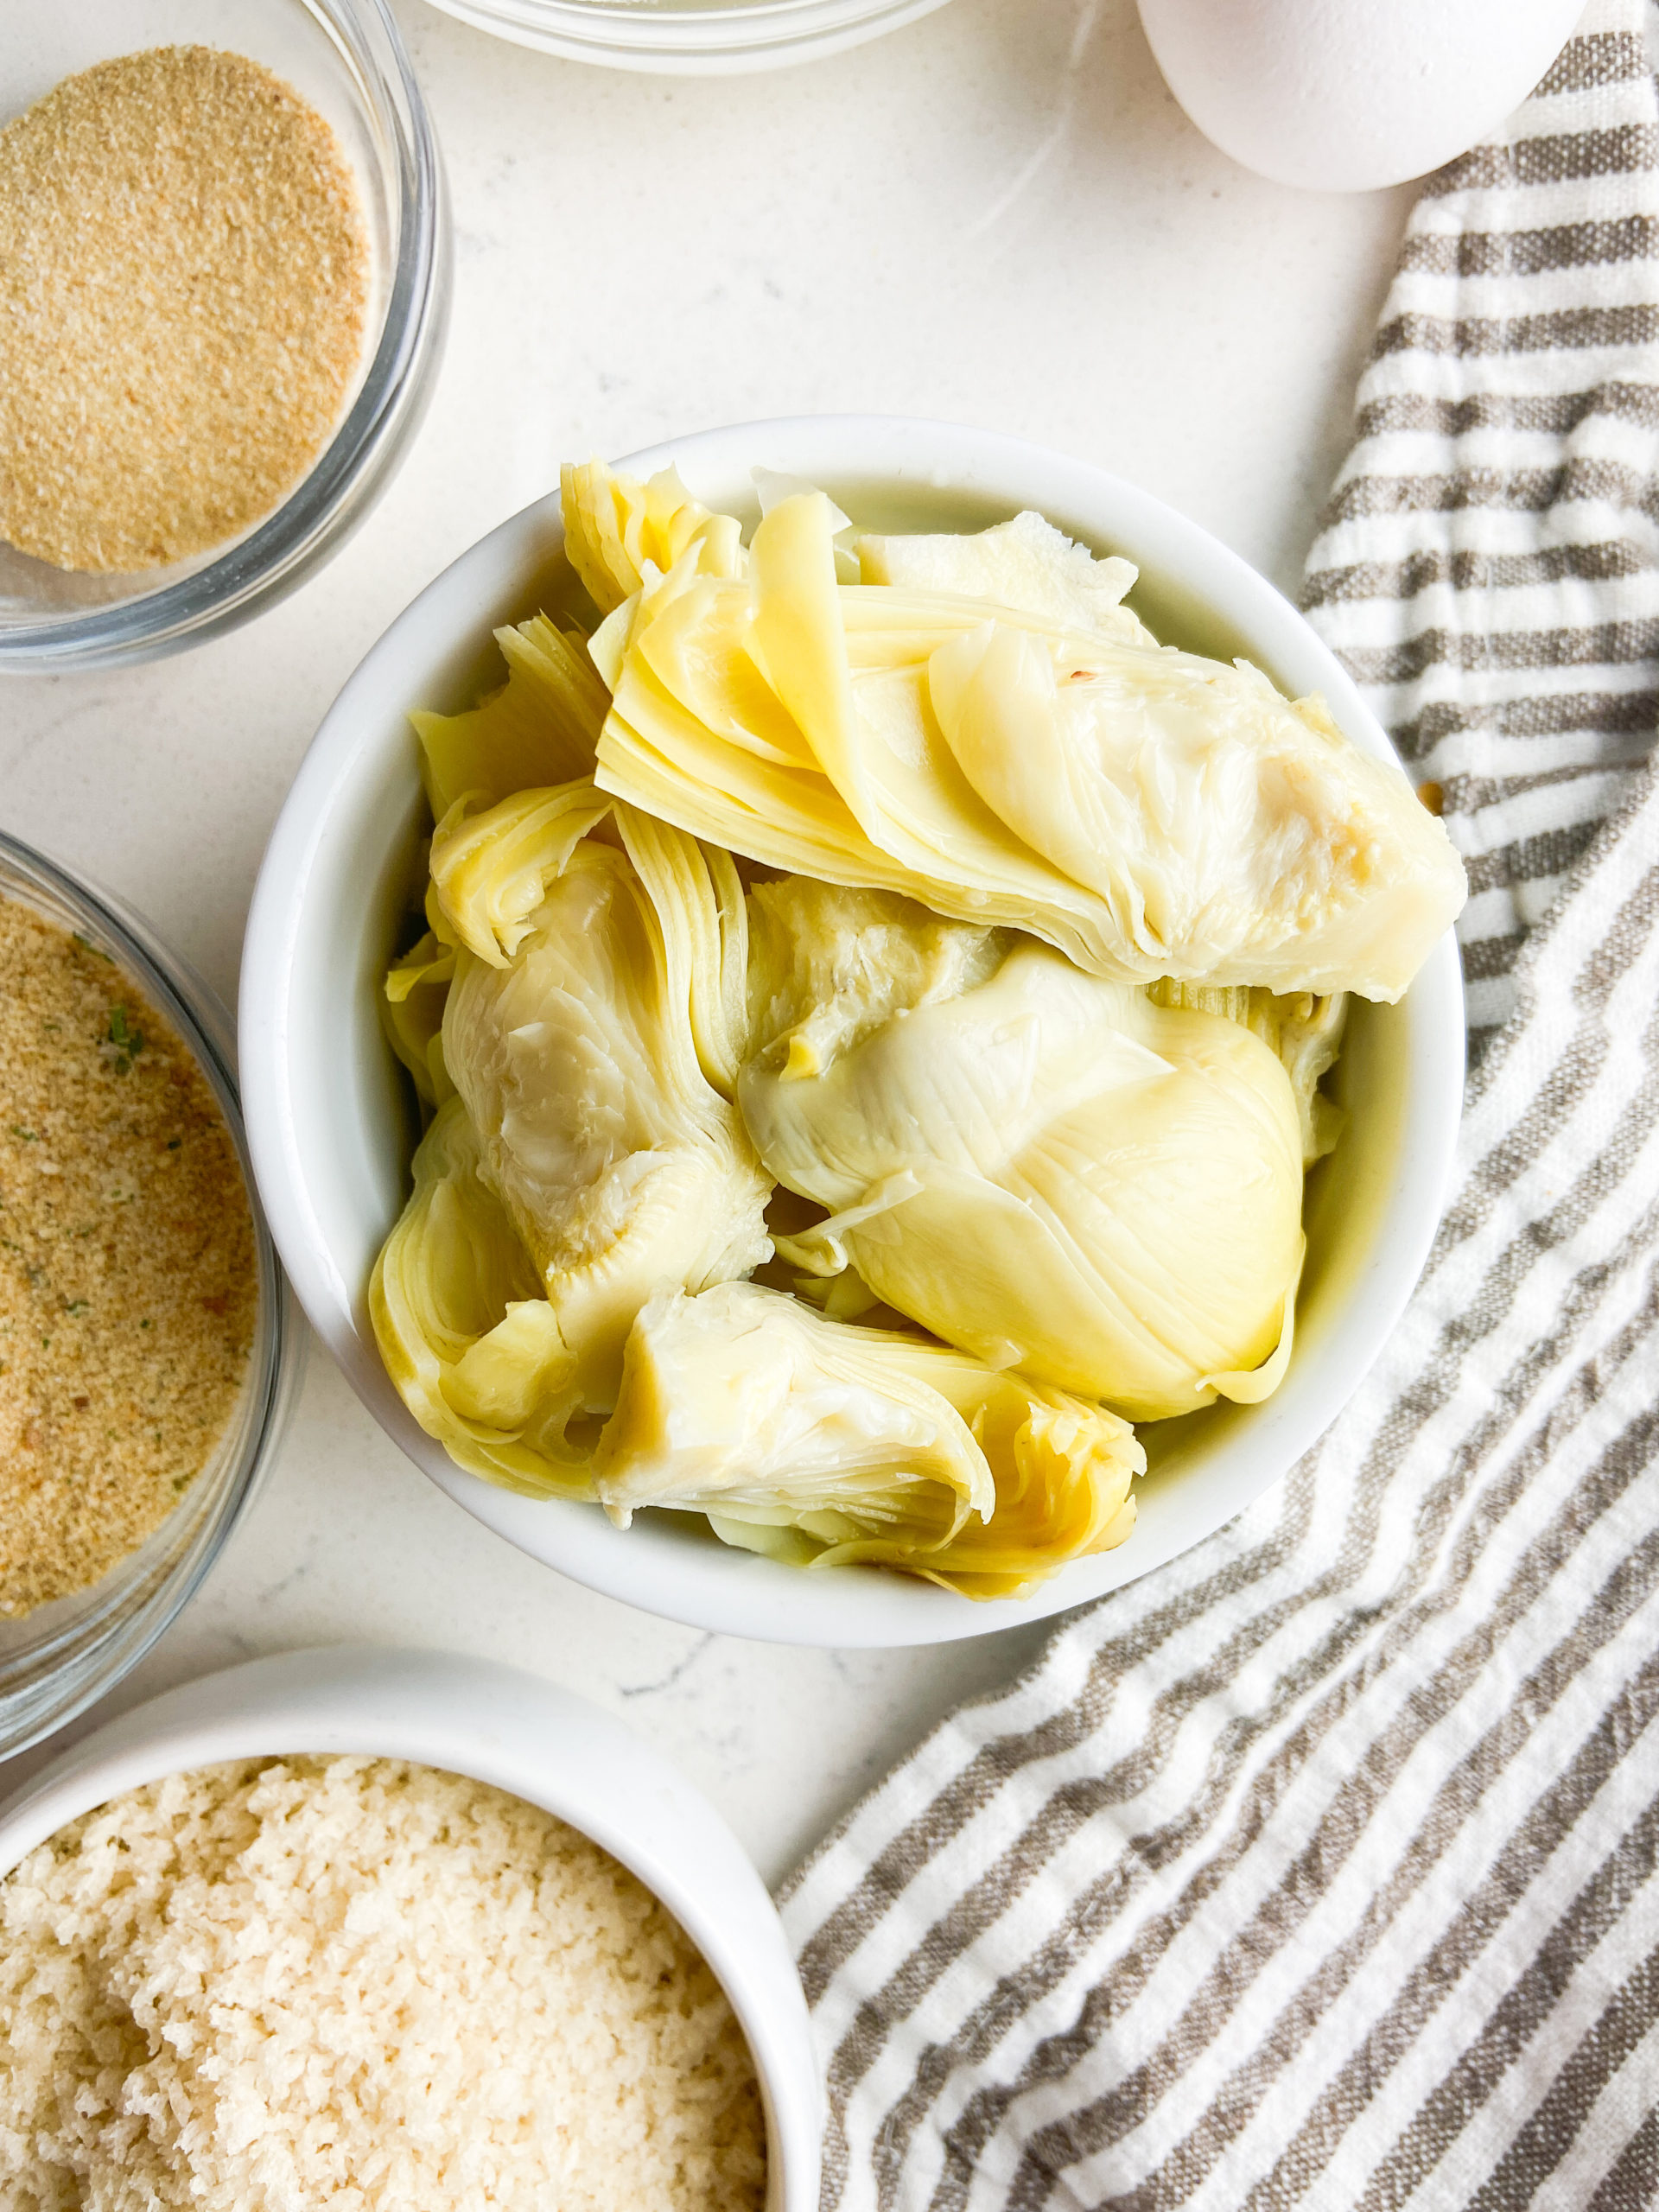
[0,0,1413,1883]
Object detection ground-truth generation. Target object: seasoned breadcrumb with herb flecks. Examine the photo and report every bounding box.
[0,894,256,1616]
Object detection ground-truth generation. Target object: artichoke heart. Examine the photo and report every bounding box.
[428,778,615,967]
[739,879,1306,1421]
[561,459,745,616]
[596,488,1465,1002]
[857,506,1154,647]
[382,929,456,1112]
[370,462,1408,1592]
[370,1096,598,1496]
[594,1282,1144,1599]
[413,613,611,820]
[437,810,772,1423]
[1147,977,1347,1168]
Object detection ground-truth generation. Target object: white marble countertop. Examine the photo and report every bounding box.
[0,0,1414,1885]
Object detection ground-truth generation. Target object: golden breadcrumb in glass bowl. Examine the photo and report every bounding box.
[0,897,258,1618]
[0,832,297,1760]
[0,0,448,671]
[0,47,370,577]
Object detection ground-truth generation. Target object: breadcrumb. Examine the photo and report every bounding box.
[0,893,256,1616]
[0,46,368,573]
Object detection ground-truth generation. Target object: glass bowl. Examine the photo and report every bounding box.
[0,0,448,673]
[0,831,301,1761]
[419,0,955,73]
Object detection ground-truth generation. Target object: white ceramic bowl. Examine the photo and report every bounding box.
[0,1644,820,2212]
[240,416,1465,1647]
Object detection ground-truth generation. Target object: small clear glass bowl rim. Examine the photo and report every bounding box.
[0,830,300,1762]
[0,0,449,675]
[420,0,955,72]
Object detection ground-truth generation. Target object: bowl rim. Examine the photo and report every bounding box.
[239,411,1466,1648]
[0,1643,821,2212]
[0,829,300,1758]
[0,0,450,674]
[419,0,956,73]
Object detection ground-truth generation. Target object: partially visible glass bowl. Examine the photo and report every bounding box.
[0,832,300,1761]
[0,0,448,672]
[419,0,954,73]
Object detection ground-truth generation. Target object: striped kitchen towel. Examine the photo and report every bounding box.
[779,7,1659,2208]
[1305,0,1659,1057]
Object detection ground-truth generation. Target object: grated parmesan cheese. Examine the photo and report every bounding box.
[0,1756,768,2212]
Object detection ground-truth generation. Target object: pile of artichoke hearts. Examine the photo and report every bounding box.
[372,462,1466,1599]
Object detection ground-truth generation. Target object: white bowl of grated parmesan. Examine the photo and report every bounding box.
[0,1643,820,2212]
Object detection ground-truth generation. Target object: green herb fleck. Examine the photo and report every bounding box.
[63,1299,89,1315]
[72,931,114,963]
[166,1137,181,1151]
[140,1318,152,1329]
[105,1007,146,1075]
[10,1127,38,1143]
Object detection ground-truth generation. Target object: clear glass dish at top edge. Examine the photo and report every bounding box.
[0,830,301,1761]
[0,0,449,672]
[419,0,955,73]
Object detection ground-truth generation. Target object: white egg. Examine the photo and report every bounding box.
[1136,0,1592,194]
